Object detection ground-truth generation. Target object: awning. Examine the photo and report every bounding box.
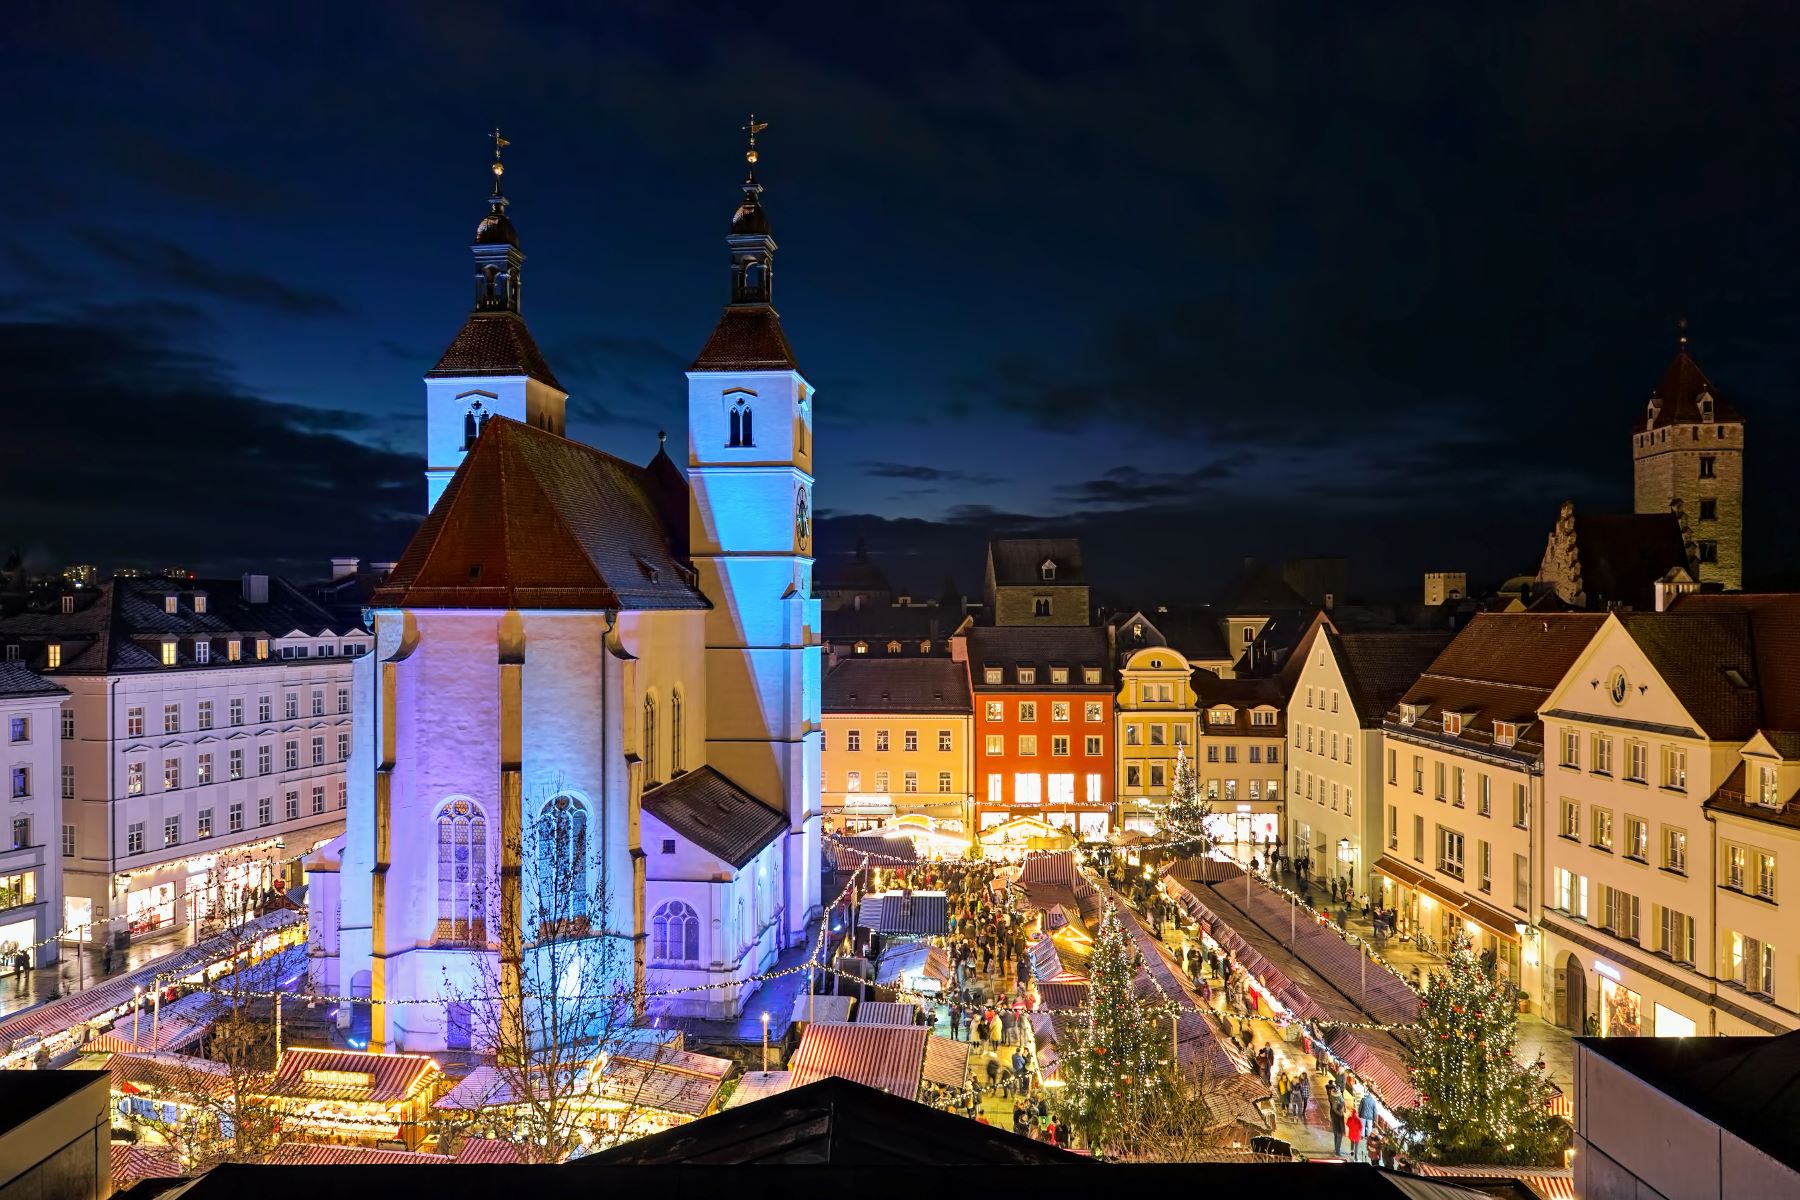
[921,1035,970,1088]
[1372,855,1524,942]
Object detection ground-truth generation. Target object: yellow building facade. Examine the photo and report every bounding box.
[821,658,974,840]
[1115,646,1199,833]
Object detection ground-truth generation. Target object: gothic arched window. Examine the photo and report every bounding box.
[537,795,589,920]
[643,696,658,783]
[435,799,487,945]
[729,399,754,448]
[651,899,700,964]
[669,691,683,775]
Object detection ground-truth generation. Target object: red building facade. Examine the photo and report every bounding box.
[958,626,1115,838]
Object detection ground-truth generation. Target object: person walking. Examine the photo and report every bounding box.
[985,1050,1001,1093]
[1346,1108,1364,1162]
[1294,1070,1311,1119]
[1357,1085,1378,1136]
[1330,1091,1347,1158]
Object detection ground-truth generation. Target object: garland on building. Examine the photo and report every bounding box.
[1053,901,1176,1156]
[1398,935,1567,1166]
[1160,745,1212,856]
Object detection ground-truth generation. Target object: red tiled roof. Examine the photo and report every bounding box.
[1394,612,1606,749]
[262,1047,439,1104]
[1634,347,1742,432]
[788,1021,927,1101]
[690,305,799,372]
[372,416,707,612]
[428,310,563,391]
[110,1144,186,1186]
[1664,592,1800,734]
[107,1051,233,1101]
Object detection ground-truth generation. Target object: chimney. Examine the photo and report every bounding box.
[330,556,361,580]
[241,574,269,605]
[369,562,398,576]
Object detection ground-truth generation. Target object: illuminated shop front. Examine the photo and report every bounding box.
[258,1047,442,1150]
[1652,1002,1696,1038]
[1597,964,1643,1037]
[1205,806,1280,850]
[1373,855,1521,983]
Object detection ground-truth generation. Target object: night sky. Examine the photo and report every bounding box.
[12,3,1800,603]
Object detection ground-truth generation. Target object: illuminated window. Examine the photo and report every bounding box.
[538,796,590,920]
[652,899,700,963]
[436,799,487,945]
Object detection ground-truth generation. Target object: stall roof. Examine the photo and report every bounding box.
[723,1070,796,1109]
[788,1022,928,1101]
[790,992,857,1026]
[263,1047,439,1104]
[854,1001,921,1026]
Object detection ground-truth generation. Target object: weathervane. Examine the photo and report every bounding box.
[491,128,510,193]
[1677,315,1688,350]
[743,114,768,171]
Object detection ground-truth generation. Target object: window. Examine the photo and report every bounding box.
[1149,724,1166,747]
[338,780,347,808]
[282,692,297,720]
[1050,774,1075,805]
[228,639,242,662]
[1224,745,1237,764]
[197,809,212,838]
[163,815,180,847]
[6,716,25,744]
[874,730,889,753]
[1387,804,1398,849]
[60,709,72,739]
[1125,724,1141,747]
[1086,774,1103,804]
[1040,561,1056,581]
[311,689,324,717]
[60,764,74,801]
[1699,498,1718,521]
[938,771,952,793]
[985,734,1003,755]
[902,728,919,753]
[1017,668,1036,685]
[1757,851,1776,901]
[283,741,297,771]
[224,748,242,781]
[1433,761,1446,800]
[1127,764,1144,791]
[194,699,213,731]
[939,729,953,752]
[847,729,861,752]
[1726,931,1774,997]
[337,732,350,761]
[61,824,75,857]
[1514,853,1531,910]
[1561,730,1580,769]
[1664,826,1687,873]
[1048,667,1068,684]
[160,703,179,734]
[651,899,700,963]
[846,771,861,792]
[1560,799,1579,840]
[258,695,271,723]
[258,796,272,826]
[1018,735,1038,756]
[1591,734,1613,776]
[1592,807,1613,851]
[45,643,61,669]
[1412,756,1424,794]
[874,771,889,792]
[903,772,917,793]
[1032,598,1051,617]
[160,641,177,667]
[983,667,1001,684]
[127,823,144,855]
[337,686,351,715]
[1555,868,1588,918]
[194,641,210,664]
[1176,725,1190,746]
[1051,701,1070,723]
[229,698,243,727]
[1493,721,1516,748]
[1051,735,1070,756]
[163,758,180,790]
[436,800,488,944]
[1601,885,1640,942]
[727,398,754,447]
[1478,774,1491,816]
[986,774,1000,803]
[1018,702,1037,723]
[1699,455,1716,479]
[1207,745,1219,763]
[229,803,244,832]
[1726,844,1747,891]
[310,736,325,766]
[1759,765,1780,807]
[1083,668,1102,685]
[1478,840,1492,892]
[1437,827,1465,879]
[197,753,212,785]
[1442,712,1463,736]
[1412,814,1425,862]
[127,762,144,795]
[1453,766,1467,807]
[1014,773,1042,805]
[311,785,325,814]
[1514,783,1530,829]
[1657,906,1695,965]
[284,792,299,821]
[1387,748,1397,785]
[1625,741,1648,783]
[1084,735,1102,756]
[1251,709,1277,727]
[127,707,145,737]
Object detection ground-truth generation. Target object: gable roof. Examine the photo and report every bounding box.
[642,765,787,869]
[786,1022,929,1100]
[823,658,971,713]
[0,662,64,699]
[427,310,564,391]
[1566,512,1692,610]
[1665,592,1800,735]
[261,1047,439,1104]
[371,417,706,612]
[1333,628,1457,726]
[690,305,800,372]
[1635,347,1743,432]
[1611,611,1759,740]
[987,538,1085,587]
[581,1075,1081,1166]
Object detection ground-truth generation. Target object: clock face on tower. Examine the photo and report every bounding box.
[795,485,812,553]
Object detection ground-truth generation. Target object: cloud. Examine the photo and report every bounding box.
[76,228,347,317]
[856,460,1002,486]
[1055,457,1255,507]
[0,306,419,576]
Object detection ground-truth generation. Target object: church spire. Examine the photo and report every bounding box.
[471,129,523,314]
[728,114,775,306]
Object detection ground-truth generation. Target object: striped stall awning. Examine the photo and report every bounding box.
[921,1034,971,1088]
[1413,1164,1575,1200]
[789,1021,928,1101]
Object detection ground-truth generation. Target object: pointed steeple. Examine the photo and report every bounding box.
[471,129,524,314]
[692,116,799,372]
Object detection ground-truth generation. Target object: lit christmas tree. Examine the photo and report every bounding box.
[1054,902,1176,1156]
[1161,745,1212,855]
[1399,935,1568,1166]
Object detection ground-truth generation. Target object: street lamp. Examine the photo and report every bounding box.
[760,1011,771,1072]
[132,984,143,1047]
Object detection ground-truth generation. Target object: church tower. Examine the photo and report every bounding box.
[1632,327,1745,589]
[423,133,568,511]
[686,120,822,946]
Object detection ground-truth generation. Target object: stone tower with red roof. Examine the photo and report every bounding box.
[1632,332,1745,589]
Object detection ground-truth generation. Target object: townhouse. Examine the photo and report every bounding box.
[821,657,974,840]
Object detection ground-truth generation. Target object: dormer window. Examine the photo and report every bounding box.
[227,639,242,663]
[1759,765,1781,809]
[255,638,269,661]
[1442,713,1464,736]
[1493,720,1517,748]
[194,642,211,665]
[1017,667,1037,685]
[191,594,207,615]
[59,596,73,615]
[1400,704,1419,726]
[1083,667,1101,685]
[984,667,1003,684]
[1698,392,1715,421]
[160,640,178,667]
[163,595,178,615]
[919,640,931,653]
[1051,667,1069,684]
[1041,560,1057,581]
[853,641,868,655]
[886,640,901,654]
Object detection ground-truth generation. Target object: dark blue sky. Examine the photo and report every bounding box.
[10,3,1800,600]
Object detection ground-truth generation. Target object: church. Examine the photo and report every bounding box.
[307,129,823,1052]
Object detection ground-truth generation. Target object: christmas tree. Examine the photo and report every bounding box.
[1054,902,1176,1156]
[1399,935,1568,1166]
[1161,745,1212,855]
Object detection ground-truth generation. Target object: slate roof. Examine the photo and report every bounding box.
[821,603,960,649]
[427,310,564,391]
[1611,611,1760,739]
[1391,613,1608,757]
[642,765,787,869]
[0,662,64,699]
[1578,1028,1800,1170]
[1567,512,1692,610]
[987,538,1085,587]
[823,658,971,713]
[1664,592,1800,734]
[1192,671,1288,735]
[0,577,358,675]
[1333,628,1456,726]
[371,416,707,612]
[1634,347,1744,432]
[690,305,800,372]
[963,625,1113,691]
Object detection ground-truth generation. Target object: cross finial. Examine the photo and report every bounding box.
[1677,315,1689,350]
[491,128,511,194]
[743,114,769,169]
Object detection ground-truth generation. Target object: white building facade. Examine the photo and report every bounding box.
[0,665,68,966]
